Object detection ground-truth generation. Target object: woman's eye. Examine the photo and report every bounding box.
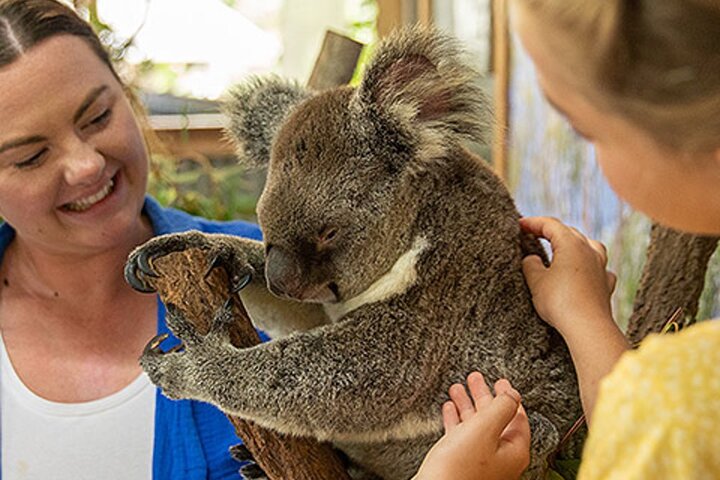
[84,109,112,129]
[14,148,48,169]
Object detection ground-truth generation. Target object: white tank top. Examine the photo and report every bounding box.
[0,334,156,480]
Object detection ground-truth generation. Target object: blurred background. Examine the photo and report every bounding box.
[67,0,719,326]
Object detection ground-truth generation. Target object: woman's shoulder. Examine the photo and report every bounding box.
[144,195,262,240]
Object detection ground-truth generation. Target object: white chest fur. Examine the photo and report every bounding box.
[323,236,429,322]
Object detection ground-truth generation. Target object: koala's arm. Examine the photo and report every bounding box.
[142,301,445,443]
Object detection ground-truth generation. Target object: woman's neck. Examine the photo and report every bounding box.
[2,214,153,304]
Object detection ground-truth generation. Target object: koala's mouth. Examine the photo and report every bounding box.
[269,280,340,304]
[298,281,340,304]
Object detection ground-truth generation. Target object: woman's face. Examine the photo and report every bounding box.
[0,35,149,255]
[513,6,720,235]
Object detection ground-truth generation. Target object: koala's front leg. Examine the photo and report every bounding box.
[150,301,445,443]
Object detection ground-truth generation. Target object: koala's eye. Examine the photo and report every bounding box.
[296,138,307,157]
[317,226,338,248]
[265,244,274,255]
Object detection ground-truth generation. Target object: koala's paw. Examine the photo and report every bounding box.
[141,303,235,400]
[140,333,198,400]
[124,230,254,296]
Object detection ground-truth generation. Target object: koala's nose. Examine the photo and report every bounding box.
[265,246,303,298]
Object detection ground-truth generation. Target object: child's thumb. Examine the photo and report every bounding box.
[522,255,546,286]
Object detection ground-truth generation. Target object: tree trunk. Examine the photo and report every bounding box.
[626,223,719,344]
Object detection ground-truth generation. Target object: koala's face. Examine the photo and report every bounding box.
[257,88,415,304]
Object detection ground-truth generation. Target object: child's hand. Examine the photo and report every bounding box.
[414,372,530,480]
[519,216,617,337]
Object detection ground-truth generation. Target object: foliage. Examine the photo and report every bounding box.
[547,459,581,479]
[348,0,378,86]
[147,153,263,222]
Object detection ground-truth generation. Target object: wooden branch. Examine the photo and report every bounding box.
[626,224,719,344]
[307,31,364,90]
[152,249,351,480]
[491,0,510,183]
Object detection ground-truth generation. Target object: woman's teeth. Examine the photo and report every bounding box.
[65,178,115,212]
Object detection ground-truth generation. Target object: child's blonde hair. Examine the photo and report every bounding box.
[517,0,720,152]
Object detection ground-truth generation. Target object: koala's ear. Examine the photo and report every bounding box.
[355,26,491,161]
[223,76,310,167]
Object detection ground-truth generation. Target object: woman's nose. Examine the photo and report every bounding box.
[62,138,106,186]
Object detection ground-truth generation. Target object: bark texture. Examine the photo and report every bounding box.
[626,224,719,344]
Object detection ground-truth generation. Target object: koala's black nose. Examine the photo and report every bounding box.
[265,246,303,298]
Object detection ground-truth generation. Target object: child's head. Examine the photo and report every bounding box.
[512,0,720,234]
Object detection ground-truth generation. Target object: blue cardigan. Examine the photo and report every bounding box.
[0,196,263,480]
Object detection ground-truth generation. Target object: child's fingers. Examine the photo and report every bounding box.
[500,402,531,446]
[481,392,524,440]
[493,379,521,403]
[442,400,460,433]
[519,216,565,244]
[467,372,493,409]
[449,383,475,423]
[522,253,547,276]
[496,403,532,473]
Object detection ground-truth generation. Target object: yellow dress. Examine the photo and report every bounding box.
[578,320,720,480]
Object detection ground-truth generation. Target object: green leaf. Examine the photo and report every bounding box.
[549,459,581,479]
[545,469,566,480]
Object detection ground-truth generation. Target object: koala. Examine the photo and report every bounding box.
[126,26,582,480]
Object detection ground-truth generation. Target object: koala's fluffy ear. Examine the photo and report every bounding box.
[223,76,310,167]
[355,26,491,163]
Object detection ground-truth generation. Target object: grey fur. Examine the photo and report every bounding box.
[129,26,581,480]
[223,75,310,167]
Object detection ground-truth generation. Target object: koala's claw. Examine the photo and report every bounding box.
[230,444,254,462]
[223,296,236,312]
[231,273,252,294]
[143,333,170,355]
[166,343,185,354]
[124,258,157,294]
[204,253,226,280]
[239,463,268,480]
[204,250,254,296]
[124,245,164,294]
[137,250,160,278]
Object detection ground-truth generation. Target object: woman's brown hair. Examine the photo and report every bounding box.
[0,0,164,156]
[0,0,119,77]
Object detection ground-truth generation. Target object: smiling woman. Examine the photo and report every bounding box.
[0,36,150,254]
[0,1,263,479]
